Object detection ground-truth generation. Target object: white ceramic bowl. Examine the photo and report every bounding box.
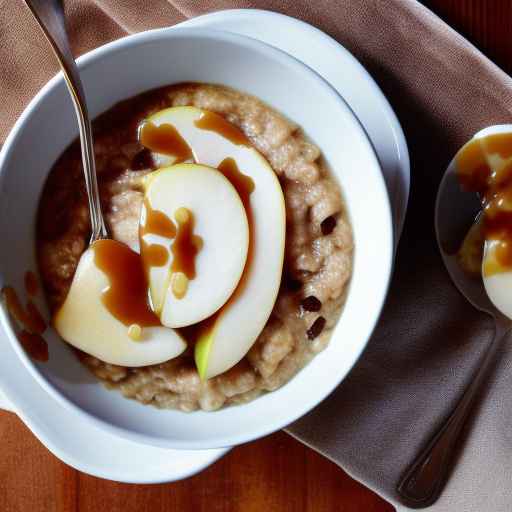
[0,27,393,449]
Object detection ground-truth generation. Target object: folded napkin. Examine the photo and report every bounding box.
[3,1,512,510]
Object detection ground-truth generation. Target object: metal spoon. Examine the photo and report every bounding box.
[23,0,107,243]
[397,126,512,508]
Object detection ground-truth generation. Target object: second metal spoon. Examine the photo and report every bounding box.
[397,125,512,508]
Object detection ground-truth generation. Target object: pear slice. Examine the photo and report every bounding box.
[143,107,286,379]
[54,241,186,367]
[482,239,512,319]
[142,163,250,328]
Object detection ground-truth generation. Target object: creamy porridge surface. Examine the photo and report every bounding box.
[37,83,353,411]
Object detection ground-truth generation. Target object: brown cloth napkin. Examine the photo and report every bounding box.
[3,1,512,509]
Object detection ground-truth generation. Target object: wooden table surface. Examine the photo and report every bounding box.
[1,2,509,511]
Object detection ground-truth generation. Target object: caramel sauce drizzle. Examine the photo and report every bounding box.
[2,285,49,362]
[139,198,174,290]
[24,271,39,296]
[140,239,169,268]
[217,157,255,210]
[17,330,48,362]
[139,121,193,163]
[25,301,46,334]
[3,286,32,330]
[457,132,512,275]
[93,239,160,327]
[3,286,46,334]
[140,198,176,239]
[194,111,249,146]
[139,200,203,300]
[136,111,251,308]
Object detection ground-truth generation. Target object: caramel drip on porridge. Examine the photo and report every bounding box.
[2,286,49,361]
[171,208,203,280]
[139,121,193,163]
[194,112,249,146]
[93,239,160,326]
[217,158,255,297]
[3,286,32,329]
[140,198,177,239]
[24,271,39,296]
[25,301,46,334]
[457,132,512,275]
[2,286,46,334]
[17,330,49,362]
[131,148,154,171]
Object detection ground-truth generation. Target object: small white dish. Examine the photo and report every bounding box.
[0,346,227,483]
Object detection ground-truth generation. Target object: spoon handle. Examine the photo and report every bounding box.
[397,316,510,508]
[23,0,107,242]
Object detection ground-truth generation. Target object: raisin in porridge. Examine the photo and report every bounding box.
[37,83,353,411]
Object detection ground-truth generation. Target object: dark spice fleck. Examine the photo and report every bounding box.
[287,278,302,292]
[131,148,154,170]
[307,316,326,340]
[282,272,302,292]
[301,296,322,312]
[17,330,49,362]
[321,216,336,235]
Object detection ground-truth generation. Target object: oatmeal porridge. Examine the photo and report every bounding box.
[37,83,353,411]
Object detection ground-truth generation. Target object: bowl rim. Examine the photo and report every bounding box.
[0,26,394,449]
[184,8,411,242]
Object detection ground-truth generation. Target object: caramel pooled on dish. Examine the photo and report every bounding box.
[457,132,512,275]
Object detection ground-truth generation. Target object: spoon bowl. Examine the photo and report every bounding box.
[436,123,512,317]
[397,124,512,507]
[435,149,492,315]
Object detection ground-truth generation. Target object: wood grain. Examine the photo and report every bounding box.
[423,0,512,75]
[0,2,508,511]
[0,411,390,512]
